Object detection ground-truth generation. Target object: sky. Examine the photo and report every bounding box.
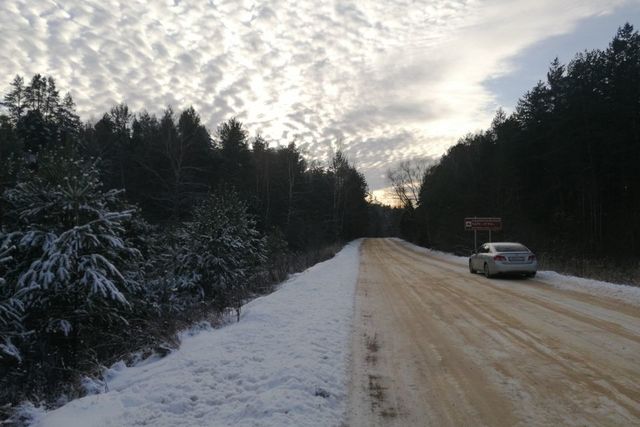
[1,0,638,201]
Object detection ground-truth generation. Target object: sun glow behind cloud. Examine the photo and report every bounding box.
[0,0,633,199]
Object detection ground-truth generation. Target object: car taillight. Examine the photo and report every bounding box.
[494,255,507,261]
[528,255,536,261]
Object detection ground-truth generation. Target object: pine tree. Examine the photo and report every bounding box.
[0,245,27,362]
[43,76,60,119]
[56,93,81,145]
[17,109,50,153]
[176,190,266,320]
[330,151,369,240]
[217,118,253,193]
[0,148,140,363]
[1,76,27,123]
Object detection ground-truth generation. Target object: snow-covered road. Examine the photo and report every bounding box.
[35,240,362,427]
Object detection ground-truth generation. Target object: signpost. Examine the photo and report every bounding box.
[465,217,502,252]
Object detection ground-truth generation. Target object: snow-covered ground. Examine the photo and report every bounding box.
[33,240,362,427]
[27,237,640,427]
[393,238,640,307]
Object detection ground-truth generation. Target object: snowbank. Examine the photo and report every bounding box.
[536,270,640,306]
[393,238,640,307]
[34,240,362,427]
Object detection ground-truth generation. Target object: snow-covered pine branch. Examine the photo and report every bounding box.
[0,245,25,362]
[0,148,140,348]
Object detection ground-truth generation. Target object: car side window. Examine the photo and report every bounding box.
[480,245,489,254]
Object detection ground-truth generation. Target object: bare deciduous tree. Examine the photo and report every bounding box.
[387,159,431,209]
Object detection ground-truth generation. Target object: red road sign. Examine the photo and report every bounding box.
[465,217,502,231]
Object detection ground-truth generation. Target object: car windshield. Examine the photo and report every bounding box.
[494,244,528,252]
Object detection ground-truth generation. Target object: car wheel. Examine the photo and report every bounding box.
[469,261,475,274]
[527,272,536,278]
[483,263,492,278]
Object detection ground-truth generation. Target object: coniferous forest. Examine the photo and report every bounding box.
[0,73,398,406]
[394,24,640,282]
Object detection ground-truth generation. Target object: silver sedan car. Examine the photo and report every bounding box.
[469,242,537,278]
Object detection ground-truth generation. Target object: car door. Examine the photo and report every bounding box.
[476,244,490,269]
[472,244,486,269]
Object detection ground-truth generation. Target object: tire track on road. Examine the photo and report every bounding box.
[349,238,640,426]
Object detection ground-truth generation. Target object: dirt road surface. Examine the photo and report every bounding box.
[348,238,640,426]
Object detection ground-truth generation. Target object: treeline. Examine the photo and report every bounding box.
[0,74,382,408]
[401,24,640,277]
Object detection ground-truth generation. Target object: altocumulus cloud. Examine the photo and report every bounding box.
[0,0,632,196]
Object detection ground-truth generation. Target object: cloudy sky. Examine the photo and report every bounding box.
[1,0,638,199]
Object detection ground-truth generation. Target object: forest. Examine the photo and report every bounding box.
[0,74,398,409]
[2,19,638,416]
[393,24,640,282]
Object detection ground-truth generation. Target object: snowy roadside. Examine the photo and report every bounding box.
[392,238,640,307]
[32,240,362,427]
